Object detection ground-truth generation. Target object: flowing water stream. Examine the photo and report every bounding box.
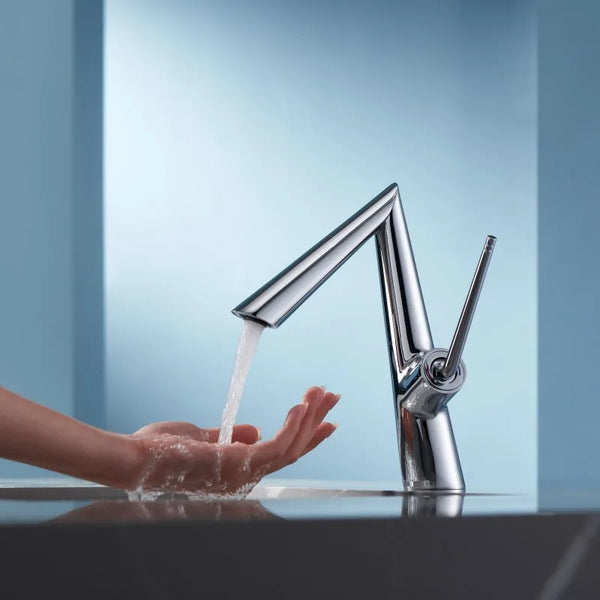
[218,319,265,444]
[127,319,265,501]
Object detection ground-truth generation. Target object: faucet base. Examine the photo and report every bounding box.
[398,406,466,493]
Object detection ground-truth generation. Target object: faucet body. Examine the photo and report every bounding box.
[234,184,477,491]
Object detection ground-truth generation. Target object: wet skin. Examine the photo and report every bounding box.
[128,386,340,496]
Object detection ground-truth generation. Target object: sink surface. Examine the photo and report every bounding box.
[2,478,599,599]
[0,477,405,500]
[4,478,600,523]
[0,477,541,523]
[3,480,600,600]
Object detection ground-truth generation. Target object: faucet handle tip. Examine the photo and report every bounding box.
[439,235,497,381]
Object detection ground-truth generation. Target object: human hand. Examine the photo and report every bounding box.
[127,386,339,497]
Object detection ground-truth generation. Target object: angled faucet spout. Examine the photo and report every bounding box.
[233,184,466,492]
[233,184,398,326]
[233,185,430,365]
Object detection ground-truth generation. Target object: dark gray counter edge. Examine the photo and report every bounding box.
[1,513,600,599]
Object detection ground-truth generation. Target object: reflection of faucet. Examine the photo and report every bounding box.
[402,492,464,517]
[233,184,495,492]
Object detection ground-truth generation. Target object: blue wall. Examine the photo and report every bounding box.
[73,1,105,429]
[538,0,600,496]
[0,0,104,477]
[105,0,537,492]
[4,0,598,499]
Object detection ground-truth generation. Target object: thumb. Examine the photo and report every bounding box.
[205,424,261,444]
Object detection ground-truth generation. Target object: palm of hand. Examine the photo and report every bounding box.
[128,387,339,497]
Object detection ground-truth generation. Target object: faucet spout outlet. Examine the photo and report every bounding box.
[233,184,495,493]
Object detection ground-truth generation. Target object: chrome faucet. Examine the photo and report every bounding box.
[233,184,495,492]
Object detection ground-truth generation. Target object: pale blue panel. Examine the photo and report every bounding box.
[105,0,536,492]
[73,0,105,428]
[538,0,600,495]
[0,0,104,476]
[0,0,74,477]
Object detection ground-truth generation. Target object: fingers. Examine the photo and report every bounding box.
[261,388,339,475]
[204,425,261,445]
[133,421,210,442]
[300,422,337,457]
[135,422,261,445]
[249,404,307,467]
[284,388,340,462]
[231,425,261,444]
[310,391,340,433]
[265,421,337,475]
[282,386,326,459]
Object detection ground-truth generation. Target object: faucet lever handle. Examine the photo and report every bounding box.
[439,235,497,381]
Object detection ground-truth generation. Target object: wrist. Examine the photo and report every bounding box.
[84,431,147,491]
[110,433,148,490]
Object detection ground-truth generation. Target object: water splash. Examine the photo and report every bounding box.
[218,320,265,444]
[126,435,260,501]
[125,319,265,502]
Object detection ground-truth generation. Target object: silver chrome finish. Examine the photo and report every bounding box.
[402,492,464,518]
[233,184,495,492]
[440,235,496,381]
[400,348,466,419]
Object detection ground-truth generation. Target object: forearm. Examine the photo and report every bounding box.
[0,386,142,489]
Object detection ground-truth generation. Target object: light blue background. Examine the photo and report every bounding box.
[105,0,537,493]
[2,0,598,501]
